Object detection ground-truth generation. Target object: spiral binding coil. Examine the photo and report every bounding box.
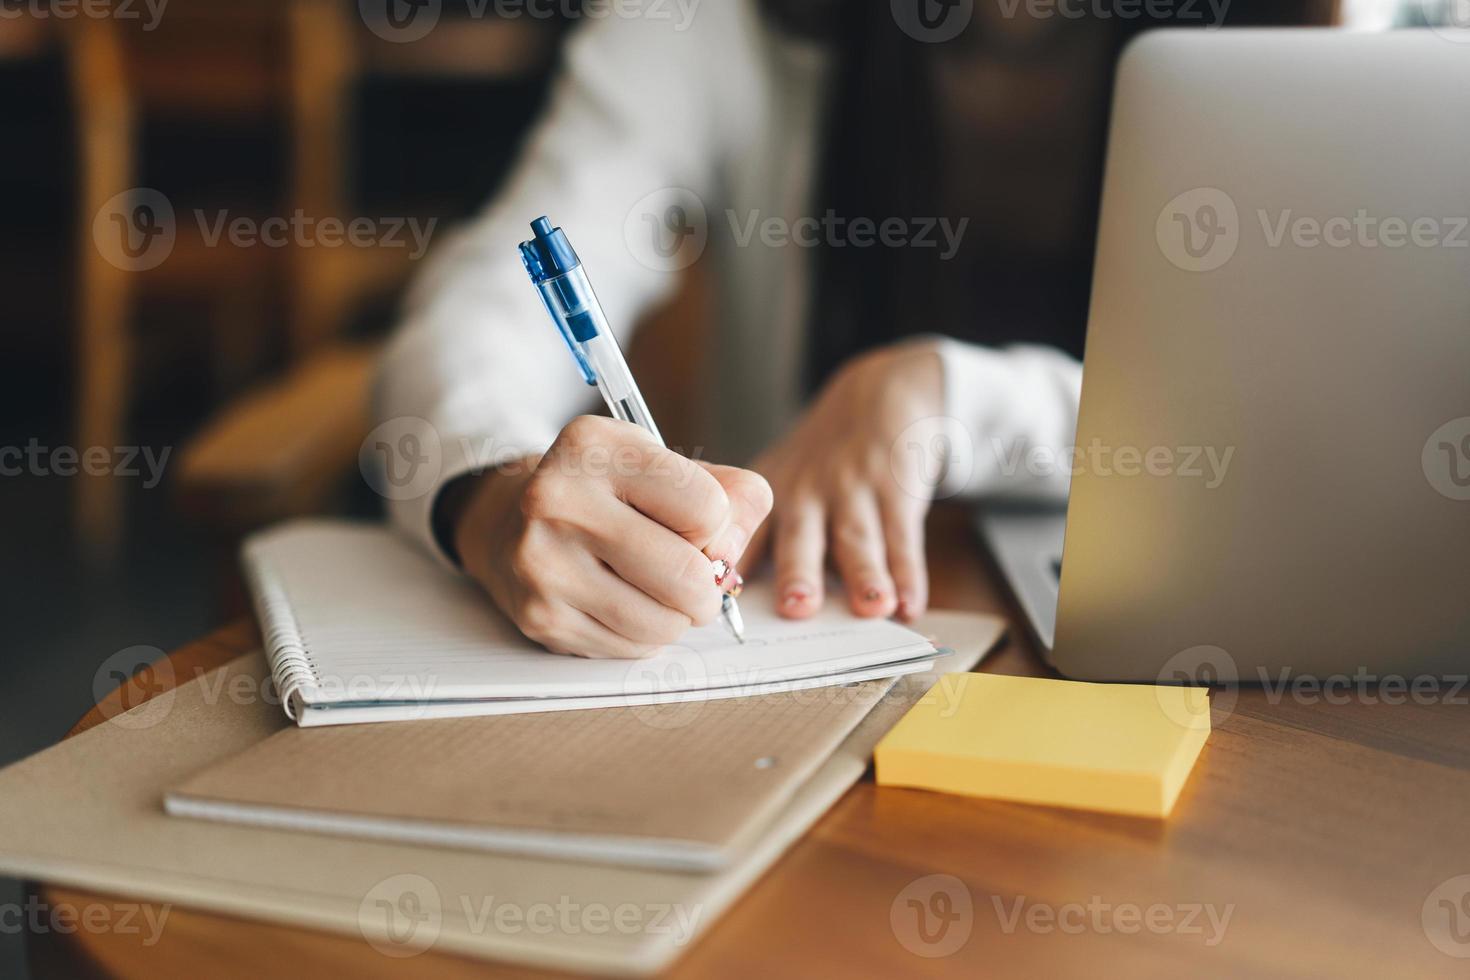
[243,549,318,721]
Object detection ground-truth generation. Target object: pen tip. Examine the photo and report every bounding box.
[722,594,746,644]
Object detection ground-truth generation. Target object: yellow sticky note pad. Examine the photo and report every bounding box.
[875,673,1210,818]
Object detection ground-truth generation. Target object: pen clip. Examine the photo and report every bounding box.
[522,242,597,386]
[545,291,598,386]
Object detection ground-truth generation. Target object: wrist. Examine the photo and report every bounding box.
[435,456,540,569]
[871,338,945,423]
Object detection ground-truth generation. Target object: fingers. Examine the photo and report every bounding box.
[575,492,725,626]
[558,419,774,565]
[566,558,693,650]
[529,414,931,645]
[697,462,773,568]
[830,492,898,618]
[512,549,695,659]
[563,418,729,546]
[880,494,929,621]
[772,501,825,619]
[519,597,661,660]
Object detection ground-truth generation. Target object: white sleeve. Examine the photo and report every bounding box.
[374,6,762,561]
[933,339,1084,502]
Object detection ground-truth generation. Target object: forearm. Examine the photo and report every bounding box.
[374,8,756,560]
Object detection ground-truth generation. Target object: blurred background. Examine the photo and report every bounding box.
[2,3,576,743]
[0,3,581,974]
[0,0,1452,974]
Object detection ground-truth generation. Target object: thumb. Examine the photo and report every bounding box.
[697,462,773,570]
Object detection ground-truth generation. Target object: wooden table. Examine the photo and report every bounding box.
[28,508,1470,977]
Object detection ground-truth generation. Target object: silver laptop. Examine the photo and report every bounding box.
[979,29,1470,682]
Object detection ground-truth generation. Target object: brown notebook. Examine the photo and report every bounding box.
[165,676,899,872]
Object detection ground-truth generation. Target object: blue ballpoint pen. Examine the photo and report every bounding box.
[519,215,746,643]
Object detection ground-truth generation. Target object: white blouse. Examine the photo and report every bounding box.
[375,0,1083,561]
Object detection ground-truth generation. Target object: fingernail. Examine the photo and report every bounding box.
[781,583,812,608]
[863,587,882,603]
[726,525,750,560]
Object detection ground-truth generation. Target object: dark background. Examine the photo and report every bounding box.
[0,4,576,974]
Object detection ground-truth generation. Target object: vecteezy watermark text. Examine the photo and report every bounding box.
[1423,417,1470,501]
[1154,643,1470,733]
[990,436,1234,488]
[1258,668,1469,707]
[0,439,170,487]
[193,210,436,258]
[0,0,168,31]
[725,209,969,260]
[0,897,170,945]
[993,0,1230,24]
[621,187,971,272]
[990,894,1233,946]
[358,0,701,44]
[1157,187,1469,273]
[893,0,1230,43]
[357,874,703,958]
[1424,874,1470,958]
[889,874,1234,958]
[1257,209,1469,251]
[358,416,717,501]
[94,187,438,272]
[91,644,443,730]
[886,418,1237,502]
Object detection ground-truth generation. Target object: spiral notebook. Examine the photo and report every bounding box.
[244,521,939,727]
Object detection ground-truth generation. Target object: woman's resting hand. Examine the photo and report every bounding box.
[744,340,945,622]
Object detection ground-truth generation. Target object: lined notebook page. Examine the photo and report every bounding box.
[243,521,936,717]
[168,675,898,864]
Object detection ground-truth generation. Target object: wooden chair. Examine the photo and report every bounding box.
[64,7,288,559]
[64,1,556,558]
[284,0,554,355]
[172,2,576,608]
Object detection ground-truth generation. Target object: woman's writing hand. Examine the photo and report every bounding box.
[450,416,772,657]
